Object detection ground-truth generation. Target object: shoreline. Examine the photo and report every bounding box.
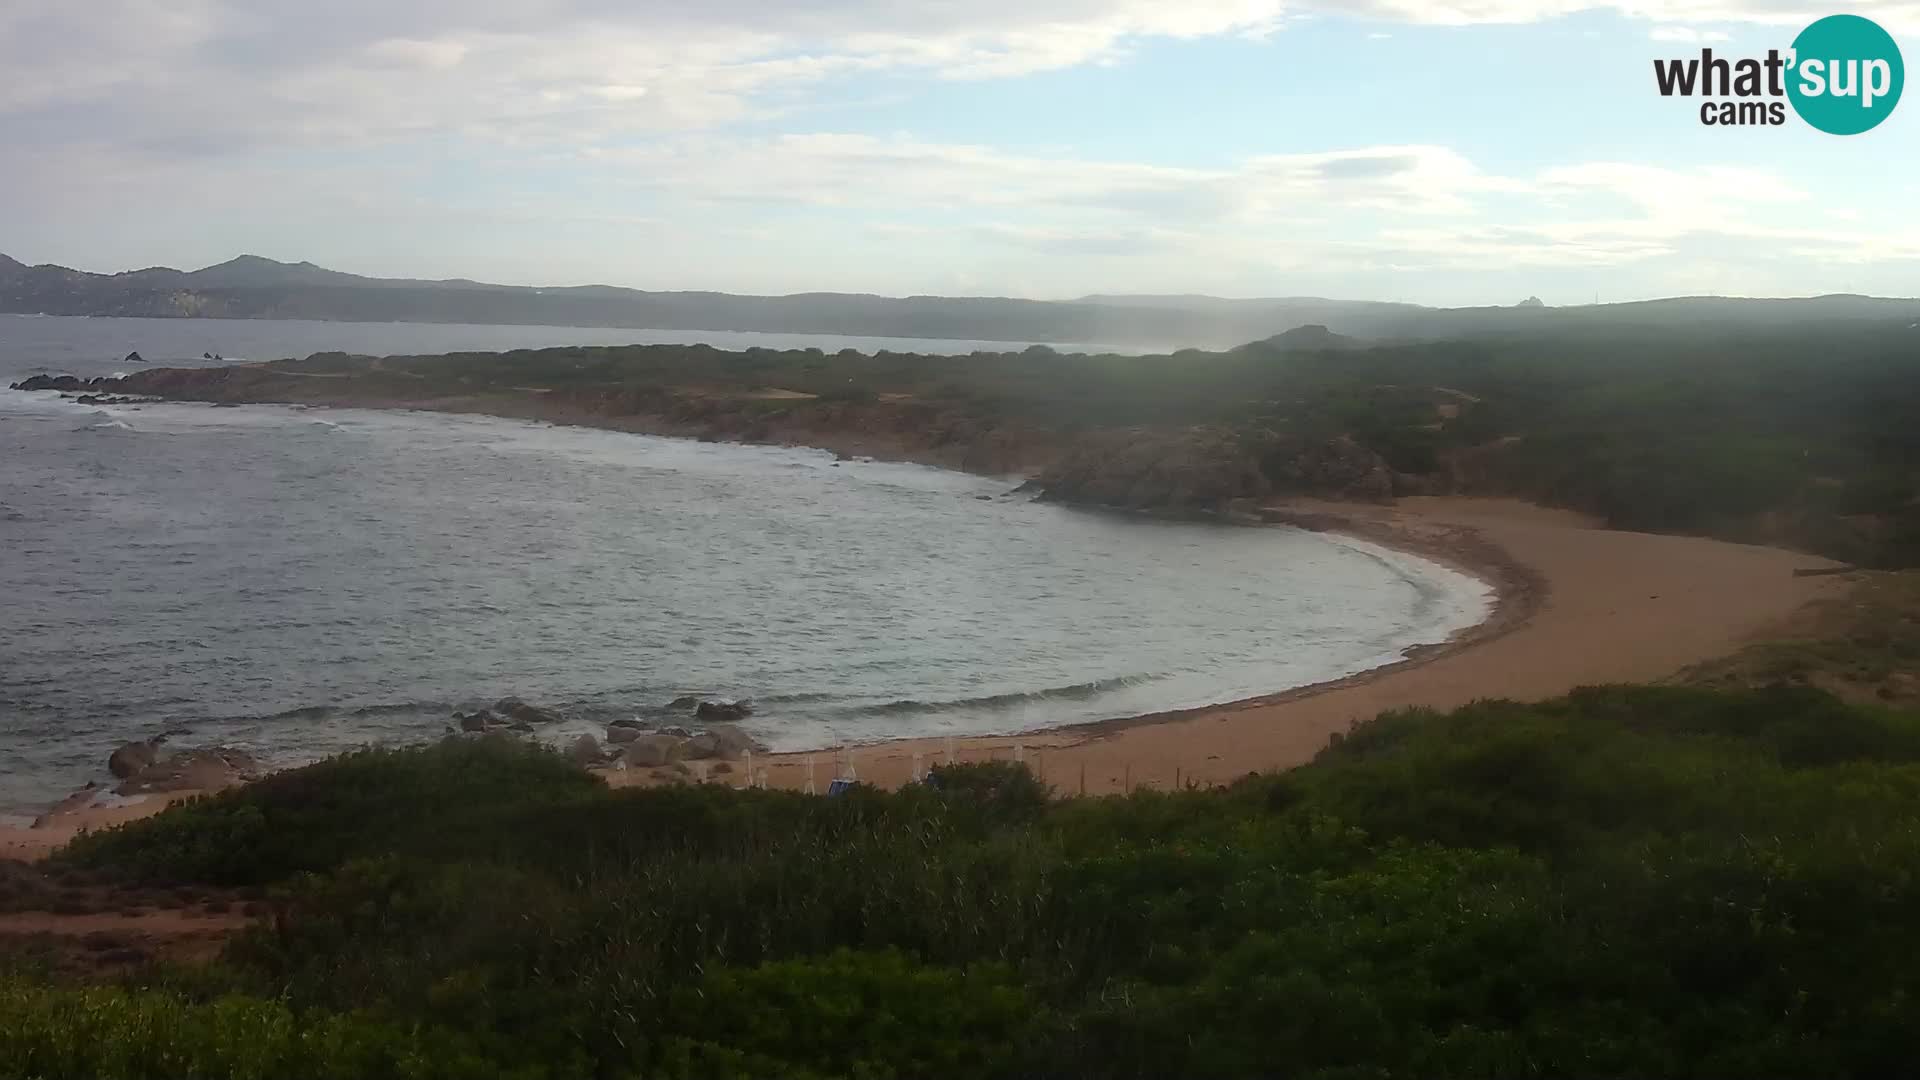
[678,495,1843,796]
[0,394,1849,848]
[1032,505,1544,744]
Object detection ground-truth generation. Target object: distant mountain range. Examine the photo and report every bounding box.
[3,253,1916,350]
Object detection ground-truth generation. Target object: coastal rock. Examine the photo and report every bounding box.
[665,695,701,710]
[11,374,90,393]
[696,700,753,722]
[1033,427,1396,511]
[703,723,760,761]
[117,747,259,795]
[605,725,643,745]
[107,740,158,779]
[494,697,561,725]
[456,710,495,733]
[621,734,687,768]
[608,717,647,730]
[567,734,604,765]
[125,351,145,364]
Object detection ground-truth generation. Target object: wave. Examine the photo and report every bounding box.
[850,672,1167,717]
[262,700,454,722]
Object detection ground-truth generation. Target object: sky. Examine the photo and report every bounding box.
[2,0,1916,305]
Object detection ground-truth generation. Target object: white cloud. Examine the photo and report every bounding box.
[1648,25,1732,42]
[5,0,1919,161]
[2,0,1916,300]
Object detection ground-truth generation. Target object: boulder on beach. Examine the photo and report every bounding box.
[622,734,687,768]
[705,722,760,759]
[567,734,604,765]
[681,723,759,761]
[107,740,158,779]
[605,725,643,745]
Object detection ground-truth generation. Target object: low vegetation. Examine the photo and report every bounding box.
[1,680,1916,1078]
[103,316,1920,566]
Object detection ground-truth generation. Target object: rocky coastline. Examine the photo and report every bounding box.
[12,364,1412,512]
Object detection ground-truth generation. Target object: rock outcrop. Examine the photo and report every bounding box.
[1032,426,1394,512]
[107,740,159,779]
[116,747,260,795]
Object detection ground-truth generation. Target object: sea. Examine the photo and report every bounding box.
[0,314,1490,819]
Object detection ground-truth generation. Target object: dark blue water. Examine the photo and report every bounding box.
[0,316,1487,818]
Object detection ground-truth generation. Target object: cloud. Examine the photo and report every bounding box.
[1648,25,1732,42]
[2,0,1915,301]
[6,0,1919,165]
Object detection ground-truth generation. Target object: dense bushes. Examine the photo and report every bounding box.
[31,685,1920,1077]
[57,738,601,885]
[0,981,550,1080]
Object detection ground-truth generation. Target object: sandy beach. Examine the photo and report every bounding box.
[1,495,1845,853]
[666,496,1844,796]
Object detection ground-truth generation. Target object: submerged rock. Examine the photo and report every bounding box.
[696,700,753,723]
[493,697,561,725]
[665,695,701,710]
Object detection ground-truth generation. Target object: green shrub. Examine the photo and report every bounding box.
[0,981,556,1080]
[58,738,600,886]
[27,686,1920,1077]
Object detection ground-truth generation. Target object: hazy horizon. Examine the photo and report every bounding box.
[4,2,1915,305]
[6,250,1918,308]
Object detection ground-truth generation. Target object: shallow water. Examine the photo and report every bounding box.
[0,316,1488,817]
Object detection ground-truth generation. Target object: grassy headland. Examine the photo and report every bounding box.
[54,315,1920,567]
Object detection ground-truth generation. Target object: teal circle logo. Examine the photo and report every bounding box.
[1788,14,1904,135]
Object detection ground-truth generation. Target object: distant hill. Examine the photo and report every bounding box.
[1238,324,1364,352]
[2,253,1916,349]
